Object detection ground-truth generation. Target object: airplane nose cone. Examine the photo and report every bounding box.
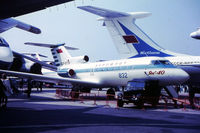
[0,47,13,62]
[190,32,196,38]
[174,69,189,84]
[0,47,13,69]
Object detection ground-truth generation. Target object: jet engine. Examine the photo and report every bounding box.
[10,57,42,74]
[58,68,75,77]
[68,55,89,64]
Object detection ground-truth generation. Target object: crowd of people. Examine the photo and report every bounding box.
[0,73,44,110]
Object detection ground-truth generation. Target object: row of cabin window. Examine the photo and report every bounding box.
[172,61,200,65]
[95,62,127,67]
[76,65,146,73]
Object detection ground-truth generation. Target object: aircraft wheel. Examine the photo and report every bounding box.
[134,98,144,108]
[117,99,124,107]
[70,90,80,99]
[151,97,159,107]
[106,88,115,100]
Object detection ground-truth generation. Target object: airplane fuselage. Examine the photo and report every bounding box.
[57,57,189,87]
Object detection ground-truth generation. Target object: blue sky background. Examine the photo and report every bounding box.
[1,0,200,61]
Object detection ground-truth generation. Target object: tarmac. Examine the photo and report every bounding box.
[0,88,200,133]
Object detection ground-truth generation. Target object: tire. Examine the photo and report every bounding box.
[70,90,80,99]
[134,99,144,108]
[151,97,159,107]
[117,99,124,107]
[106,88,115,100]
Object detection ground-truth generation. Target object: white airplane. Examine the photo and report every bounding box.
[0,36,56,74]
[78,6,200,104]
[0,17,44,72]
[2,42,186,101]
[0,17,57,73]
[190,28,200,40]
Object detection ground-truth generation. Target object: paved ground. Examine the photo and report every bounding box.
[0,88,200,133]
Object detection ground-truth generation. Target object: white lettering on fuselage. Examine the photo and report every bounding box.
[140,51,160,55]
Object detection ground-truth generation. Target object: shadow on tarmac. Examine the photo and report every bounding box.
[0,89,200,133]
[0,105,200,133]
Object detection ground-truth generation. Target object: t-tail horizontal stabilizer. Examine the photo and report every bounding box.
[78,6,177,59]
[78,6,151,19]
[25,42,79,50]
[25,42,80,67]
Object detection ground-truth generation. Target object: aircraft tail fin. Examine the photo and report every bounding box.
[78,6,176,58]
[25,42,79,67]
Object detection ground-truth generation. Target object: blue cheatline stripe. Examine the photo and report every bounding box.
[118,21,172,58]
[58,64,175,74]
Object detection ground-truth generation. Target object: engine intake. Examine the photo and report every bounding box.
[58,68,75,77]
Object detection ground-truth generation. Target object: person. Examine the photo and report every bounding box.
[39,82,43,92]
[19,78,24,90]
[0,80,5,108]
[0,74,8,109]
[2,74,13,95]
[27,79,32,98]
[9,78,19,95]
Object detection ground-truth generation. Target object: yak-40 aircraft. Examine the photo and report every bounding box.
[78,6,200,106]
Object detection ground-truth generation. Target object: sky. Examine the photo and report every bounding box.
[1,0,200,62]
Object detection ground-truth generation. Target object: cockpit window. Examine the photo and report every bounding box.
[0,39,3,44]
[151,60,172,65]
[159,60,172,65]
[0,38,9,47]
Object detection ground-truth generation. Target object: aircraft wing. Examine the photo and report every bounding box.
[0,0,73,19]
[0,69,100,86]
[13,51,57,71]
[0,18,41,34]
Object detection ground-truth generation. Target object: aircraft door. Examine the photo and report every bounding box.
[90,66,94,76]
